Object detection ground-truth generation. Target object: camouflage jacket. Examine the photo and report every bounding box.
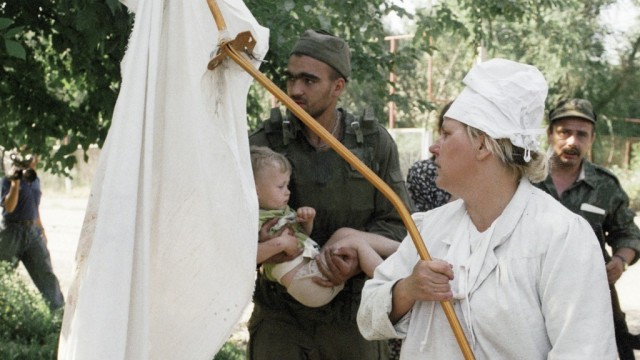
[535,160,640,264]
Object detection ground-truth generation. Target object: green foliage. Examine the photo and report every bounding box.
[608,165,640,211]
[243,0,424,129]
[0,262,62,360]
[1,0,640,172]
[407,0,640,167]
[213,341,246,360]
[0,18,26,60]
[0,2,133,175]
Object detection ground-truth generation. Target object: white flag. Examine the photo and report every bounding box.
[58,0,267,358]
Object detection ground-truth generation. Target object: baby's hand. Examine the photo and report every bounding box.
[296,206,316,223]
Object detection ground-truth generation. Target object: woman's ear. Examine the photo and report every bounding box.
[475,135,491,160]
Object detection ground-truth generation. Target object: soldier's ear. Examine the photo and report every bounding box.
[332,77,345,97]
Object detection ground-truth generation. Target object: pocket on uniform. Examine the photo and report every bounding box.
[346,147,374,179]
[389,168,404,185]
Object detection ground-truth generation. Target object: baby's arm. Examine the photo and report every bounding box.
[296,206,316,235]
[257,232,299,264]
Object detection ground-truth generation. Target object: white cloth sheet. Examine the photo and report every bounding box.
[58,1,268,359]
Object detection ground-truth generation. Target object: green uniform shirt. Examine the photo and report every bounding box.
[535,160,640,263]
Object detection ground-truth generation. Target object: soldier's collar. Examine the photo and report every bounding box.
[285,108,346,134]
[579,160,598,188]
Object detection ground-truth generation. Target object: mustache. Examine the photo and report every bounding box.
[562,147,581,156]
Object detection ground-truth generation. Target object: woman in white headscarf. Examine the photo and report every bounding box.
[357,59,616,359]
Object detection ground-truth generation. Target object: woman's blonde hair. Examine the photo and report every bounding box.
[465,126,548,183]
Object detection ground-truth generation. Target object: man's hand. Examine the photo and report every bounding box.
[3,176,21,213]
[314,246,360,287]
[606,257,625,284]
[9,169,23,181]
[258,217,302,264]
[258,217,281,243]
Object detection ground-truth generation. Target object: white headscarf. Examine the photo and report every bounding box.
[444,58,548,162]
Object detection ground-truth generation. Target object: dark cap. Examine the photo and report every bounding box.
[549,98,597,124]
[290,29,351,79]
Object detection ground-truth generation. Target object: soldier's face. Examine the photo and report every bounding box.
[255,164,291,211]
[548,118,595,169]
[285,55,344,120]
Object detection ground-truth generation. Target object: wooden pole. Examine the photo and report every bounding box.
[206,3,475,359]
[206,0,227,32]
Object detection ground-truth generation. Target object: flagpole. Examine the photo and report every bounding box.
[205,2,475,359]
[206,0,226,33]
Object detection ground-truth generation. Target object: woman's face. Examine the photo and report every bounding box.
[428,118,479,195]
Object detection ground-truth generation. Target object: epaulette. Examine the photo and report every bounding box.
[345,107,378,144]
[263,107,303,146]
[264,107,283,134]
[591,162,621,185]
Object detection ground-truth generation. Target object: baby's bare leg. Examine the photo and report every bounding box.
[279,262,306,288]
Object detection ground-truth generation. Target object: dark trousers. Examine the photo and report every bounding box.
[0,221,64,310]
[612,284,636,360]
[248,310,389,360]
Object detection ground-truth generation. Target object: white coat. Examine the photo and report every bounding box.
[358,179,616,359]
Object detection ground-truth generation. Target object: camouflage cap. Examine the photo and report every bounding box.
[290,29,351,80]
[549,98,597,124]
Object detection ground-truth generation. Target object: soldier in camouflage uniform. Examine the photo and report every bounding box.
[535,98,640,359]
[248,29,411,359]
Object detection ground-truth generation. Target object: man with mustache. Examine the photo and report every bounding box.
[248,29,411,359]
[535,98,640,359]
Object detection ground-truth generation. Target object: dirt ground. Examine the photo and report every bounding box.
[27,190,640,357]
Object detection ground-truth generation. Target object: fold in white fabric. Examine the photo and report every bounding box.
[58,1,268,359]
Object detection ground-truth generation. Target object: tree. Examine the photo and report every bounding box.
[1,0,639,173]
[242,0,421,127]
[388,0,640,157]
[1,1,420,173]
[0,1,132,174]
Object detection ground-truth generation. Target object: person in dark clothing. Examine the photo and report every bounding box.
[406,102,453,212]
[248,29,411,359]
[535,98,640,359]
[0,155,64,310]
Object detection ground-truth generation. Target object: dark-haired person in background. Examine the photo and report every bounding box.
[0,155,64,310]
[406,102,453,212]
[535,98,640,359]
[248,29,411,359]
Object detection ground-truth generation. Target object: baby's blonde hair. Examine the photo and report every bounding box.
[250,146,292,178]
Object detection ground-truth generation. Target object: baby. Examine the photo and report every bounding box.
[250,146,383,307]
